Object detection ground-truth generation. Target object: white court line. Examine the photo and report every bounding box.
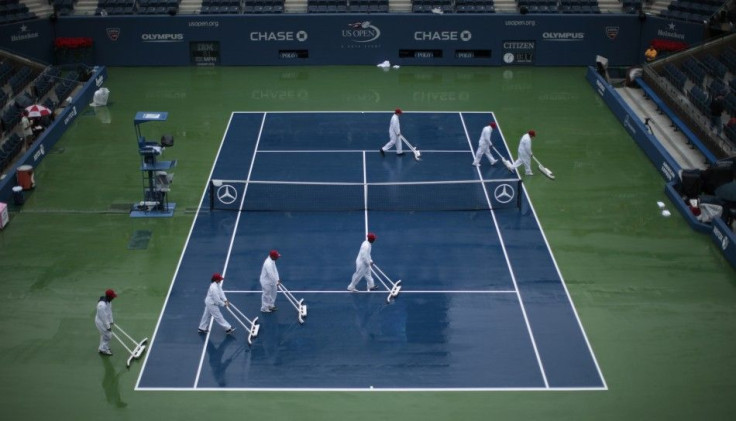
[139,386,607,392]
[494,120,609,390]
[362,150,368,234]
[135,112,240,390]
[192,112,268,389]
[138,111,606,392]
[224,289,519,294]
[257,149,471,153]
[460,112,549,389]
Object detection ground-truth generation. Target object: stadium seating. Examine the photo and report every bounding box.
[95,0,136,15]
[200,0,237,14]
[701,54,728,80]
[719,48,736,73]
[687,85,710,116]
[7,66,34,96]
[412,0,452,13]
[347,0,389,12]
[307,0,348,13]
[0,105,21,135]
[53,0,76,15]
[681,57,707,87]
[456,0,495,13]
[242,0,284,13]
[659,0,725,23]
[32,67,61,100]
[53,71,80,104]
[559,0,601,14]
[0,133,23,171]
[138,0,180,14]
[725,122,736,144]
[707,77,727,98]
[0,0,35,24]
[622,0,643,12]
[663,63,688,92]
[723,92,736,117]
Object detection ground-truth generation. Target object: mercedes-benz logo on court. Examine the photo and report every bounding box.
[493,183,515,204]
[217,184,238,205]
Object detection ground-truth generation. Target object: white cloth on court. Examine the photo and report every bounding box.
[90,87,110,107]
[473,124,498,166]
[95,298,114,353]
[198,281,232,331]
[381,113,403,154]
[260,257,280,311]
[348,239,374,290]
[512,133,533,175]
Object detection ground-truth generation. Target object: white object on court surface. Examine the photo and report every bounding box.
[110,323,148,368]
[370,263,402,303]
[532,155,555,180]
[492,146,515,173]
[400,135,422,161]
[226,303,260,345]
[277,281,308,324]
[662,210,671,217]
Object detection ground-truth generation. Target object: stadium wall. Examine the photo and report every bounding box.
[0,66,108,205]
[586,66,736,270]
[0,15,704,66]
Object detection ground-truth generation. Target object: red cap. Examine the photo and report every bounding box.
[367,233,376,242]
[270,250,281,259]
[528,130,536,137]
[105,289,117,299]
[211,273,224,282]
[490,122,497,128]
[395,108,402,114]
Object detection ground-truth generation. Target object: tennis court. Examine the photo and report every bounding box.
[137,111,604,390]
[4,66,736,420]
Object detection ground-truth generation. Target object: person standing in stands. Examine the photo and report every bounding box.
[710,94,725,135]
[21,110,33,149]
[511,130,536,176]
[472,121,499,167]
[380,108,403,156]
[198,273,235,334]
[95,289,117,356]
[645,44,658,62]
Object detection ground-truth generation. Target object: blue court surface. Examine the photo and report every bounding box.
[136,111,606,391]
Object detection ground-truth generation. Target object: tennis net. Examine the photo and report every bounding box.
[208,178,522,212]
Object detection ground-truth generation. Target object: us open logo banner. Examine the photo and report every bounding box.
[106,28,120,41]
[605,26,619,40]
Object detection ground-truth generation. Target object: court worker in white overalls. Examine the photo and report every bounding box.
[348,232,378,292]
[95,289,117,355]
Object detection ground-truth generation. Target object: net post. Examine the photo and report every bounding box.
[517,179,523,210]
[209,179,224,211]
[209,180,214,211]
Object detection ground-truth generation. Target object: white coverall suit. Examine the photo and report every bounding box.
[381,113,403,155]
[198,281,232,331]
[348,240,375,291]
[95,298,114,354]
[472,124,498,167]
[512,133,534,175]
[260,257,280,312]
